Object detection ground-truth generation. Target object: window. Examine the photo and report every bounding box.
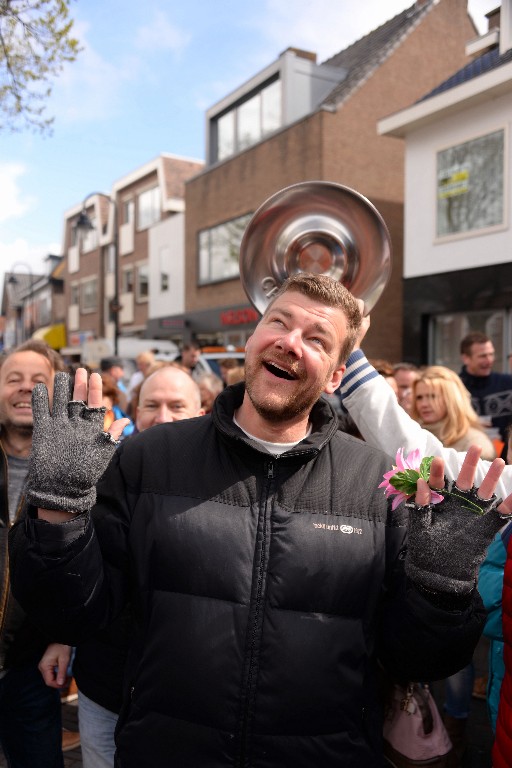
[123,199,134,225]
[214,77,281,162]
[105,244,115,274]
[70,283,80,305]
[137,186,161,230]
[80,216,99,252]
[136,263,149,302]
[431,310,507,371]
[199,214,251,284]
[436,129,505,238]
[122,268,134,293]
[81,278,98,313]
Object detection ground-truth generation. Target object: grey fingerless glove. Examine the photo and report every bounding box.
[25,372,119,514]
[405,480,507,597]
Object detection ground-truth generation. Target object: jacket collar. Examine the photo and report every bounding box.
[212,382,339,458]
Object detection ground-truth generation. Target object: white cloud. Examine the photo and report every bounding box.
[0,164,36,223]
[135,10,191,55]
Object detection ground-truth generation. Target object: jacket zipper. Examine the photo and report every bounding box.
[238,458,275,766]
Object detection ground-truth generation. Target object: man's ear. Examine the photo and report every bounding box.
[323,364,346,395]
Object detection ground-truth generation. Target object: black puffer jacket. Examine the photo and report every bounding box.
[9,384,485,767]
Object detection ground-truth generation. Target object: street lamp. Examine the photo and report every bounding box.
[74,192,120,355]
[8,261,35,344]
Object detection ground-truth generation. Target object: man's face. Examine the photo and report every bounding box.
[0,351,54,432]
[462,341,495,377]
[136,368,204,432]
[243,290,347,423]
[181,347,201,369]
[394,369,419,413]
[109,365,124,382]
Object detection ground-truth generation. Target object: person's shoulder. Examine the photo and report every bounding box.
[492,371,512,385]
[124,414,211,452]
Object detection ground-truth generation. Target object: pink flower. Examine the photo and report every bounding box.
[378,448,444,511]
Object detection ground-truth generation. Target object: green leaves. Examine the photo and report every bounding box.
[0,0,82,133]
[389,456,434,495]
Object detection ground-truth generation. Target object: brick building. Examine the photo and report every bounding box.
[172,0,477,360]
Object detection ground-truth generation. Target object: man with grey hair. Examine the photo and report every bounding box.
[0,339,79,765]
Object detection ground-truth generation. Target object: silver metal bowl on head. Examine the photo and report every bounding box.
[239,181,392,315]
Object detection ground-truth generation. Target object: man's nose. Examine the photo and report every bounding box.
[154,405,172,424]
[276,329,302,357]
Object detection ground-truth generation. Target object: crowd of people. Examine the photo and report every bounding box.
[1,276,512,767]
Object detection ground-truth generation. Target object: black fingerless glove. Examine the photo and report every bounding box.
[405,480,507,597]
[25,372,119,514]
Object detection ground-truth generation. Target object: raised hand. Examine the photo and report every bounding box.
[25,369,130,514]
[407,445,511,596]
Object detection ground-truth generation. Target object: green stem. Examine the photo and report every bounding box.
[442,490,485,515]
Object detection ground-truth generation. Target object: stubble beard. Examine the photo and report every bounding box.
[244,355,328,424]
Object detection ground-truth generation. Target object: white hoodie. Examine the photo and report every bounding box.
[339,349,512,499]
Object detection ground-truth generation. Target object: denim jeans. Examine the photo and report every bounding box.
[78,690,118,768]
[0,664,63,768]
[444,661,474,719]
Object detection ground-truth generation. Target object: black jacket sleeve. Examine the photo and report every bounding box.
[9,447,131,645]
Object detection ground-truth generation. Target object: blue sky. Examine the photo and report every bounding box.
[0,0,497,294]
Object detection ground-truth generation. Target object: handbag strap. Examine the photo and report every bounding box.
[403,683,434,735]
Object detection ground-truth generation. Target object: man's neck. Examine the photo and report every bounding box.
[235,398,311,444]
[0,427,33,458]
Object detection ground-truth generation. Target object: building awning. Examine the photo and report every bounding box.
[32,323,67,350]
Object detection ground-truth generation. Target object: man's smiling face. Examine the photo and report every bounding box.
[0,351,54,432]
[243,290,347,424]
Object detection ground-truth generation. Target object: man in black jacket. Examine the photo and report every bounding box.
[9,274,512,768]
[459,331,512,449]
[37,364,205,768]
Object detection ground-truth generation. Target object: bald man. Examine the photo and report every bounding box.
[135,365,204,431]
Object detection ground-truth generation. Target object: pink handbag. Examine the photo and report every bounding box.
[383,683,453,767]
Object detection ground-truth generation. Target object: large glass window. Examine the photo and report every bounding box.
[137,186,161,230]
[81,278,98,313]
[199,214,251,284]
[436,129,505,238]
[430,310,507,371]
[214,77,281,162]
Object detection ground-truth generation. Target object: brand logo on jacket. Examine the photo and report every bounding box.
[313,522,362,535]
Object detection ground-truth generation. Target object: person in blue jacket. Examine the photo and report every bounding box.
[478,518,512,731]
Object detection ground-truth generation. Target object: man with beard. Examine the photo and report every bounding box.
[8,274,512,768]
[0,340,79,767]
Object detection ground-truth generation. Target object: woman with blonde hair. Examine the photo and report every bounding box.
[410,364,495,763]
[411,365,495,460]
